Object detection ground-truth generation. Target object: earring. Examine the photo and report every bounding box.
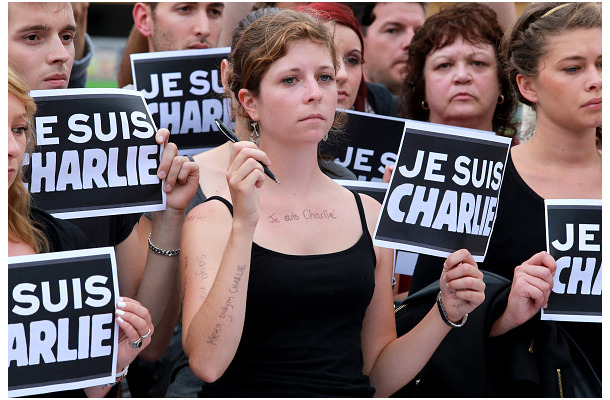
[250,121,260,146]
[421,101,429,111]
[497,94,505,105]
[323,132,328,141]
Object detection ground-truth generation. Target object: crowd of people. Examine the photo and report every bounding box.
[8,1,601,398]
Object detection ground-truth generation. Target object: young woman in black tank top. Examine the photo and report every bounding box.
[180,10,486,397]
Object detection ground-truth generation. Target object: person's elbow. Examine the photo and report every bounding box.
[188,354,226,383]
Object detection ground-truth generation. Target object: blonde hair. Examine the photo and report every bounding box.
[8,66,49,253]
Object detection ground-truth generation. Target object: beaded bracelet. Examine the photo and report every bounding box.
[436,291,468,328]
[148,233,180,257]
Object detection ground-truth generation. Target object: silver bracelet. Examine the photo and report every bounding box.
[436,291,468,328]
[148,233,180,257]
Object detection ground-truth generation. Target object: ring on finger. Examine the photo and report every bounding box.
[140,328,152,339]
[129,337,143,349]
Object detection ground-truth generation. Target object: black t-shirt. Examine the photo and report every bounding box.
[68,214,141,248]
[31,207,94,252]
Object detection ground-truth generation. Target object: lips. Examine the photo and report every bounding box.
[44,73,68,88]
[452,92,476,101]
[337,91,348,102]
[395,55,408,65]
[582,98,602,109]
[299,113,324,122]
[188,43,209,50]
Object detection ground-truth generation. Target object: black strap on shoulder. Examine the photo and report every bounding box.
[350,190,370,238]
[205,196,234,216]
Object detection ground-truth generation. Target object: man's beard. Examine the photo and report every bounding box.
[151,27,179,52]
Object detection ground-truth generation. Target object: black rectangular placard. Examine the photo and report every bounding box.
[25,89,164,219]
[131,48,232,154]
[542,200,602,323]
[374,120,511,261]
[8,248,120,397]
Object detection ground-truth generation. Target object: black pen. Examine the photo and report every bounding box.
[214,119,280,184]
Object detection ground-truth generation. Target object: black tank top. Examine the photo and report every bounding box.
[197,191,377,397]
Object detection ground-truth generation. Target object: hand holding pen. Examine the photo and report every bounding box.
[215,119,279,184]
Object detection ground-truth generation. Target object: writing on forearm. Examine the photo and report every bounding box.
[230,264,246,293]
[197,254,209,280]
[219,296,234,322]
[196,254,209,302]
[207,323,222,346]
[205,265,247,346]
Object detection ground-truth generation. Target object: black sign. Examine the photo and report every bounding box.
[320,110,405,181]
[131,48,232,154]
[374,120,512,261]
[25,89,164,219]
[8,248,119,396]
[542,200,602,323]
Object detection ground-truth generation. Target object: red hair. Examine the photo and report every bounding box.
[296,2,368,112]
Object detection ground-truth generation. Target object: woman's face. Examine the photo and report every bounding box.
[330,23,363,110]
[8,91,28,188]
[248,39,338,145]
[522,28,602,131]
[423,37,500,131]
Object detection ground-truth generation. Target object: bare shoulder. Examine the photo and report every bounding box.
[192,144,229,171]
[357,192,382,216]
[184,198,232,228]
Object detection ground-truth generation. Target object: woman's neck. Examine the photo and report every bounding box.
[510,116,601,200]
[430,115,494,134]
[259,140,327,198]
[519,118,599,168]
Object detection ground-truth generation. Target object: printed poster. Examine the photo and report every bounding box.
[131,48,232,154]
[374,120,512,261]
[8,248,120,397]
[26,89,164,219]
[321,110,405,181]
[542,199,601,323]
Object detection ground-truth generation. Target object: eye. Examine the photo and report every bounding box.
[472,60,487,67]
[345,55,361,67]
[281,76,297,85]
[319,73,335,82]
[437,62,451,70]
[208,7,222,17]
[61,33,74,43]
[564,66,580,73]
[24,33,40,42]
[385,28,398,34]
[177,5,192,13]
[12,125,28,136]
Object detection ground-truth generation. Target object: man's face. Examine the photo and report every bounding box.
[149,2,224,52]
[362,2,425,95]
[8,2,76,90]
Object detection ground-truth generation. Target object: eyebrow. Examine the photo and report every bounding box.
[557,55,588,63]
[381,22,404,29]
[15,23,77,34]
